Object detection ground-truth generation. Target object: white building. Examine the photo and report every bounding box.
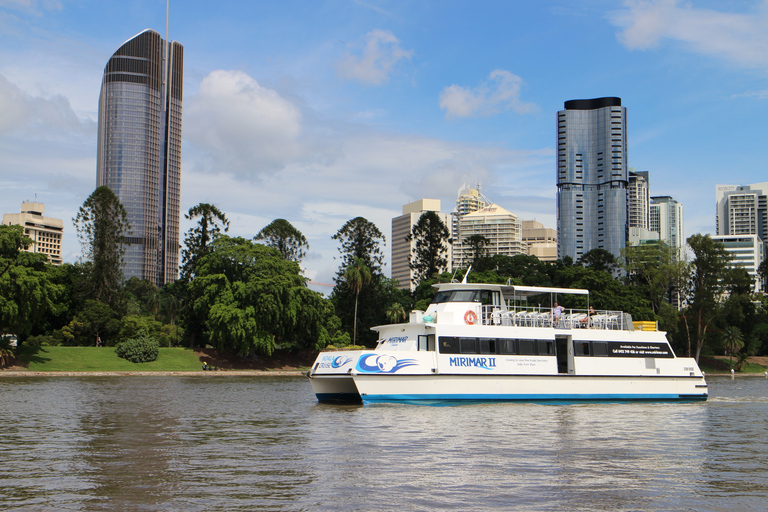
[452,204,526,268]
[391,199,453,291]
[628,170,650,230]
[650,196,685,259]
[716,182,767,240]
[2,202,64,265]
[711,234,764,293]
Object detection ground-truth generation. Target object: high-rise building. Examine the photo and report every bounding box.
[628,169,650,230]
[2,202,63,265]
[97,29,183,286]
[391,199,452,291]
[716,182,768,241]
[650,196,684,258]
[556,97,628,262]
[452,204,526,268]
[451,186,491,243]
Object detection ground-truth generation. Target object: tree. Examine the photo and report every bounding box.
[345,257,371,345]
[578,248,619,274]
[255,219,308,262]
[408,211,451,287]
[622,241,688,315]
[682,234,732,362]
[464,234,490,267]
[331,217,387,347]
[73,186,129,309]
[190,236,326,356]
[332,217,386,274]
[180,203,229,282]
[721,325,744,368]
[0,225,61,339]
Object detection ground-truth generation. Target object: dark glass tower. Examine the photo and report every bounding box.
[556,97,627,261]
[97,29,183,286]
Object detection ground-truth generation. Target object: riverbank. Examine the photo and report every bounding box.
[0,370,305,377]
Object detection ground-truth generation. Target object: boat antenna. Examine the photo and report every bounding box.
[450,268,460,283]
[461,265,472,284]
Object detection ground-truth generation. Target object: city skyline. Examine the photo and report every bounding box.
[1,1,767,286]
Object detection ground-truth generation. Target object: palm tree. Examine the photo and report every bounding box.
[386,303,407,324]
[721,326,744,369]
[345,257,371,346]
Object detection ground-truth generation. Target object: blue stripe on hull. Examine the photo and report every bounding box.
[361,393,708,404]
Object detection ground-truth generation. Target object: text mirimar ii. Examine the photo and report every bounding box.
[307,275,708,404]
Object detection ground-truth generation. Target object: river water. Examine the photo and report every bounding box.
[1,375,766,511]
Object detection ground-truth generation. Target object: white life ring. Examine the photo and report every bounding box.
[464,310,477,325]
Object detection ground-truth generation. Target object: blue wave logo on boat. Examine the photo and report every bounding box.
[356,354,418,373]
[331,356,353,368]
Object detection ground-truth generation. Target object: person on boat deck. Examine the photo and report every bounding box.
[552,302,564,325]
[581,306,596,326]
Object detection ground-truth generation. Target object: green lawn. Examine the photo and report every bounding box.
[699,355,767,374]
[17,346,202,372]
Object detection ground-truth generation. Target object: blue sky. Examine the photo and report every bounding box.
[1,0,767,286]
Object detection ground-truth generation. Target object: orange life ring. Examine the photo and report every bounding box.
[464,310,477,325]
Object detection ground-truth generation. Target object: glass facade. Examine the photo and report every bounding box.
[556,97,627,261]
[96,30,183,286]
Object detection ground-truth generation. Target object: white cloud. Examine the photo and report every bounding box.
[439,69,537,118]
[184,70,303,177]
[0,73,91,135]
[610,0,768,69]
[337,29,413,85]
[0,0,62,15]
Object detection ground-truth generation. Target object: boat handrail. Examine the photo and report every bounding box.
[480,305,633,330]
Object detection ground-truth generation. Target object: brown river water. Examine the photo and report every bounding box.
[1,375,767,511]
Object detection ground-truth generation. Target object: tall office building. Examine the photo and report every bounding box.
[711,234,764,293]
[3,202,63,265]
[97,29,183,286]
[391,199,453,291]
[556,97,628,261]
[650,196,684,258]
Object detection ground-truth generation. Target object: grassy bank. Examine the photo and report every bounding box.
[698,356,767,374]
[15,346,202,372]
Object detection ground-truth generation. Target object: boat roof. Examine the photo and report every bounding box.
[434,282,589,298]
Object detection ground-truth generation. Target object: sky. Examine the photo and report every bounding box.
[1,0,767,288]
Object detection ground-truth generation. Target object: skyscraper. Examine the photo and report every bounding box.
[556,97,628,261]
[96,29,183,286]
[716,182,768,241]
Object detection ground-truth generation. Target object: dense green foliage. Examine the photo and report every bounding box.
[115,331,160,363]
[7,200,768,370]
[407,211,451,288]
[73,186,129,310]
[255,219,309,262]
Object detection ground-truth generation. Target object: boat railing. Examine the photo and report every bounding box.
[482,305,633,330]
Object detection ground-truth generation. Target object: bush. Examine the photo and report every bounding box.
[115,331,159,363]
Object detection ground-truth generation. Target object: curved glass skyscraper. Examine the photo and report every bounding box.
[97,29,183,286]
[556,97,627,262]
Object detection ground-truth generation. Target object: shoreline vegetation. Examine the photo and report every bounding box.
[1,347,766,378]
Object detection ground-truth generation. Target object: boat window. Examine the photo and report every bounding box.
[479,338,496,354]
[499,339,517,354]
[518,339,536,355]
[432,290,479,303]
[439,336,460,354]
[460,337,477,353]
[453,290,479,302]
[418,335,428,351]
[427,334,436,352]
[574,341,591,356]
[592,341,608,357]
[537,340,554,356]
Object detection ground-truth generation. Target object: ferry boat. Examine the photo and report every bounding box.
[307,278,708,404]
